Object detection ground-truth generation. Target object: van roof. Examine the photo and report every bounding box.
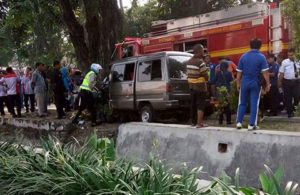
[112,51,193,64]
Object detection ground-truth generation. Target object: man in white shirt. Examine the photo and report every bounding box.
[0,67,22,118]
[22,67,35,113]
[279,48,300,118]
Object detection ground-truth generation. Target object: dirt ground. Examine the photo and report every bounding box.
[0,106,300,147]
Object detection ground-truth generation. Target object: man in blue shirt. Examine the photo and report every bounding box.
[265,53,279,116]
[236,38,270,130]
[205,55,217,98]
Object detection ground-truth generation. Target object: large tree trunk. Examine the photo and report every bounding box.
[58,0,121,72]
[99,0,121,68]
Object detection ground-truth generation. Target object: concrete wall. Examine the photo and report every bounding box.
[116,123,300,187]
[0,117,68,131]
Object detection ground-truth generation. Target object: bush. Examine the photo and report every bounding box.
[0,133,201,194]
[230,81,239,113]
[215,86,230,116]
[0,133,298,194]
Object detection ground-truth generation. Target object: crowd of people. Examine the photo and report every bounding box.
[188,38,300,130]
[0,61,76,119]
[0,39,299,130]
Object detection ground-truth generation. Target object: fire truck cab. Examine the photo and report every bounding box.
[116,2,291,65]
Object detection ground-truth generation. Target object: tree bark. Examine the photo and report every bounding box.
[82,0,101,64]
[99,0,121,67]
[58,0,90,70]
[58,0,121,72]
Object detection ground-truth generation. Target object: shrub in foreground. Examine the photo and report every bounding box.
[0,133,298,195]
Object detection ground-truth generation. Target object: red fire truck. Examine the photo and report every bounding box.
[116,2,292,64]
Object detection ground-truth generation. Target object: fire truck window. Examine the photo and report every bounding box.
[112,64,125,82]
[138,59,162,82]
[124,63,135,81]
[122,46,134,58]
[168,56,190,80]
[185,40,207,53]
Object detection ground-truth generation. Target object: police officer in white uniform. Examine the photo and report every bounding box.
[279,48,300,118]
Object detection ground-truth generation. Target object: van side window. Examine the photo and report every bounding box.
[124,63,135,81]
[138,59,162,82]
[112,63,135,82]
[112,64,125,82]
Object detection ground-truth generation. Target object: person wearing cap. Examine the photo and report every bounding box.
[186,44,209,128]
[72,63,102,126]
[52,60,66,119]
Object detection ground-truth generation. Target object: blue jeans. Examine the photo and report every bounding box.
[237,82,261,126]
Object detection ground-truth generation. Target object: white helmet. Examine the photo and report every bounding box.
[91,63,103,74]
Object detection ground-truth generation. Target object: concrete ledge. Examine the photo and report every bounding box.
[116,123,300,187]
[0,117,69,131]
[261,116,300,123]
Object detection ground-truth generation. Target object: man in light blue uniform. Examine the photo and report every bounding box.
[236,38,270,130]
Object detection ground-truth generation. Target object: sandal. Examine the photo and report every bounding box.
[196,124,208,128]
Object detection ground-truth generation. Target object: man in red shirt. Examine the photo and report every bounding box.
[0,67,22,118]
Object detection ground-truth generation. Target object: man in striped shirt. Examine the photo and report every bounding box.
[187,44,209,128]
[0,67,22,118]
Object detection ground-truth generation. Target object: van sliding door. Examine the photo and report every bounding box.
[135,58,166,110]
[110,62,135,110]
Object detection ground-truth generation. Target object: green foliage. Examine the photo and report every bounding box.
[295,104,300,116]
[0,132,201,194]
[259,165,299,195]
[0,133,299,194]
[0,0,75,67]
[204,166,298,195]
[230,80,239,113]
[283,0,300,58]
[215,86,230,116]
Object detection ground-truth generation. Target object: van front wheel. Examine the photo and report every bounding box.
[140,105,154,123]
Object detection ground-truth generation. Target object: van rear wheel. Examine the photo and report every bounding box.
[140,104,154,123]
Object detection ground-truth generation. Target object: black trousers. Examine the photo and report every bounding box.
[7,94,21,116]
[73,90,96,123]
[283,79,300,115]
[54,93,65,117]
[0,96,8,116]
[24,94,35,112]
[190,90,206,125]
[219,104,231,124]
[264,85,279,114]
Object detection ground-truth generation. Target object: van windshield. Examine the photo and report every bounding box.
[168,55,191,80]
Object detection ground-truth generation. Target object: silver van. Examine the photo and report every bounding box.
[109,51,193,122]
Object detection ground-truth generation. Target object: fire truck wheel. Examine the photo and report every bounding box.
[140,104,154,123]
